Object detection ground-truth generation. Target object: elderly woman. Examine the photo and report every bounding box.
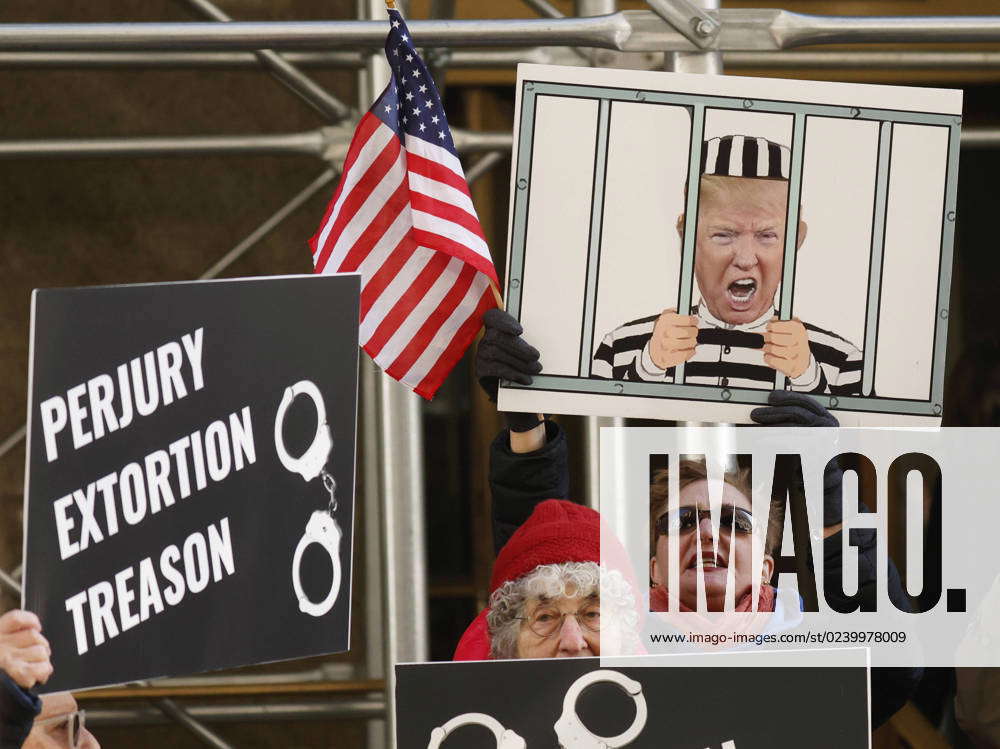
[454,478,639,659]
[648,458,775,613]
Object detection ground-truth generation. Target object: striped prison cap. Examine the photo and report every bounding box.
[702,134,790,180]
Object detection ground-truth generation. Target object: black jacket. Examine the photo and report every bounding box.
[487,420,922,729]
[0,671,40,749]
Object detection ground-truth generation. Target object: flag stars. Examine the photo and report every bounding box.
[412,69,421,78]
[401,34,408,42]
[406,54,414,62]
[419,123,426,132]
[438,131,445,140]
[392,19,400,27]
[384,104,392,114]
[405,91,414,101]
[424,100,433,109]
[419,84,427,93]
[403,116,408,124]
[431,115,439,124]
[412,107,421,115]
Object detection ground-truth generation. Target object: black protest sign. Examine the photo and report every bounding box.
[23,275,359,692]
[397,657,869,748]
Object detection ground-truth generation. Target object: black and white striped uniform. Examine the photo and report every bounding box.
[591,303,863,395]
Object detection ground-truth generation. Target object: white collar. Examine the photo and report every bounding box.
[697,300,774,331]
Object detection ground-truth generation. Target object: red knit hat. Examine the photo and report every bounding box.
[489,499,601,594]
[454,499,600,661]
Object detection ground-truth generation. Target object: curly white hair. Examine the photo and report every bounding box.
[486,562,639,659]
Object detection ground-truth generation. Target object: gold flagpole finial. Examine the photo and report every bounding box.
[386,0,396,8]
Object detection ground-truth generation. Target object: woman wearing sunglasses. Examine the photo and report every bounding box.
[648,460,774,613]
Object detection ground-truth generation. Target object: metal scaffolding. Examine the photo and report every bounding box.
[0,1,997,747]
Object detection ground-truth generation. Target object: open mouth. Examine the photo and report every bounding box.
[726,278,757,309]
[688,553,727,570]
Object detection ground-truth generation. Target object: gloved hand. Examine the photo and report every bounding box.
[751,390,844,527]
[749,390,839,427]
[476,308,544,433]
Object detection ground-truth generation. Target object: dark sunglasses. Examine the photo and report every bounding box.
[655,505,754,536]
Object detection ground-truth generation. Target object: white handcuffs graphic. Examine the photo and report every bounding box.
[554,670,647,749]
[274,379,342,618]
[275,380,332,482]
[427,713,526,749]
[426,670,648,749]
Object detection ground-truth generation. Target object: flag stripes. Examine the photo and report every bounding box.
[309,9,499,398]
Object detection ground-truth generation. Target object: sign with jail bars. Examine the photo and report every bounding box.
[497,64,962,426]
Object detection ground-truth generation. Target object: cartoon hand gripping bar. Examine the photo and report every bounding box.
[427,713,526,749]
[554,670,648,748]
[274,379,342,617]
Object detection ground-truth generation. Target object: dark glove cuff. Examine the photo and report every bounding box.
[504,411,545,433]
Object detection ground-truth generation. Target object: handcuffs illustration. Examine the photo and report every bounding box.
[426,670,648,749]
[553,670,647,748]
[274,379,342,618]
[427,713,526,749]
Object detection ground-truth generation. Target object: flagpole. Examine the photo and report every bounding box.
[489,282,504,310]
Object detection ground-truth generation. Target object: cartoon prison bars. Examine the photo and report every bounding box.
[273,379,343,618]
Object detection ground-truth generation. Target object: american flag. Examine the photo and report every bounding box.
[310,7,499,400]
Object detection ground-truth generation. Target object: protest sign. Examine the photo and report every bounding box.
[497,64,962,426]
[397,652,869,748]
[22,274,359,691]
[599,426,1000,669]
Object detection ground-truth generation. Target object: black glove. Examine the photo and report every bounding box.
[749,390,839,427]
[476,308,544,432]
[751,390,844,527]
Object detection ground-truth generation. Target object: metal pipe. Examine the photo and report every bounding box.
[150,664,354,687]
[176,0,351,122]
[377,377,429,749]
[647,0,719,49]
[0,16,636,51]
[726,50,1000,69]
[1,13,1000,53]
[0,568,22,597]
[426,0,457,101]
[0,48,583,69]
[522,0,565,19]
[0,131,325,160]
[78,680,384,700]
[199,169,335,279]
[361,5,429,747]
[152,699,234,749]
[5,48,1000,71]
[764,11,1000,48]
[465,151,505,184]
[86,700,386,727]
[361,358,387,749]
[0,127,510,161]
[0,425,25,461]
[961,127,1000,148]
[666,0,721,74]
